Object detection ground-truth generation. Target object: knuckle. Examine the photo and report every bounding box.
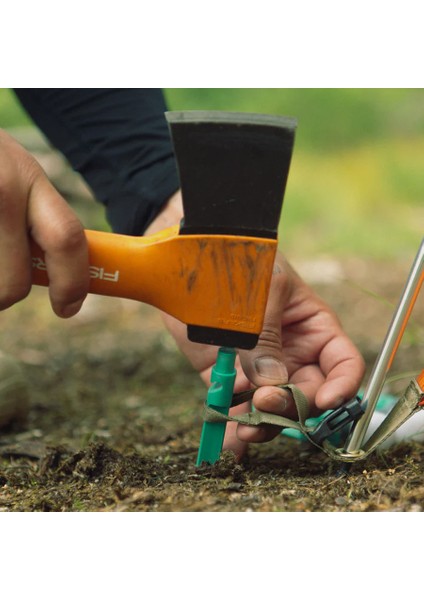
[47,218,86,255]
[257,325,282,351]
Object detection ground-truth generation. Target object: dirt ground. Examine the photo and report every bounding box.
[0,250,423,512]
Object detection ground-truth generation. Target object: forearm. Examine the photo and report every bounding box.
[13,88,180,236]
[144,190,184,235]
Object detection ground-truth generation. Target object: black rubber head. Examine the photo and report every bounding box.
[166,111,297,238]
[186,324,258,350]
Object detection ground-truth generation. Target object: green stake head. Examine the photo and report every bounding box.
[196,348,237,466]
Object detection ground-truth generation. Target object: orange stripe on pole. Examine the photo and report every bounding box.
[387,270,424,372]
[417,369,424,394]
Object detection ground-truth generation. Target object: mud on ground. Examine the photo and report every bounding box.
[0,256,423,512]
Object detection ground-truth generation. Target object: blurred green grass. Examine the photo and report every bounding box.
[165,89,424,260]
[1,88,423,260]
[0,88,31,127]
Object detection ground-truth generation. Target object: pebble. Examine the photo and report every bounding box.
[226,482,243,491]
[335,496,348,506]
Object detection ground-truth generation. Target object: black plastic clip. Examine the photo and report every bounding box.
[308,397,364,446]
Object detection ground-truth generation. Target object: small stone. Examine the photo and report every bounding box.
[226,482,243,491]
[335,496,348,506]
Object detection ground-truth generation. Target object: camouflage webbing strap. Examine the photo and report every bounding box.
[202,379,424,462]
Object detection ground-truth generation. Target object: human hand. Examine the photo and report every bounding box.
[0,130,89,317]
[162,254,365,458]
[148,192,365,458]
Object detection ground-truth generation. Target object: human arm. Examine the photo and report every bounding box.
[13,88,180,235]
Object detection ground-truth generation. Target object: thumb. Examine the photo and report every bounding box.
[239,329,288,387]
[238,256,291,387]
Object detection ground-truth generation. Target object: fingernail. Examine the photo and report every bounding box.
[266,390,290,412]
[60,300,84,318]
[254,357,288,381]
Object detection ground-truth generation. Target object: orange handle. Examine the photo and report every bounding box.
[31,227,277,336]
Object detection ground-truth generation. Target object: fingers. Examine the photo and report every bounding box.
[0,132,34,309]
[161,312,218,378]
[236,386,292,443]
[222,400,250,459]
[236,336,365,445]
[238,256,292,387]
[144,190,184,235]
[235,251,365,446]
[28,174,90,318]
[236,365,325,443]
[236,337,364,445]
[315,333,366,410]
[235,256,292,444]
[0,173,32,310]
[0,131,89,317]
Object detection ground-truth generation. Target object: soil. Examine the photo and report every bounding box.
[1,253,423,513]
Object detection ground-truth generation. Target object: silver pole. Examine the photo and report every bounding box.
[345,237,424,454]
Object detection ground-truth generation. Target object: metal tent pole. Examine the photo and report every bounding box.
[345,237,424,454]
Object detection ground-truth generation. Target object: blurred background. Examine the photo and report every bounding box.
[1,88,423,261]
